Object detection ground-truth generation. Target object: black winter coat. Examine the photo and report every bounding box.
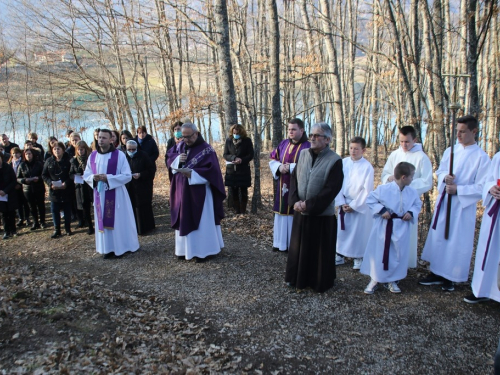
[134,134,159,168]
[42,153,74,203]
[0,162,19,212]
[223,136,254,188]
[126,150,155,205]
[16,160,46,195]
[69,156,93,210]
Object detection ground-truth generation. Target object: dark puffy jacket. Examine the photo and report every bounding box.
[135,133,159,168]
[42,153,74,203]
[16,160,46,195]
[223,136,254,188]
[0,162,19,212]
[69,156,93,210]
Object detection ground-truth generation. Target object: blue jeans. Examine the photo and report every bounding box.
[51,201,72,232]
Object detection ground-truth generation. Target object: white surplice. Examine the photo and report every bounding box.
[421,143,491,282]
[471,152,500,301]
[335,157,374,258]
[84,151,140,256]
[269,159,296,251]
[381,144,433,268]
[360,182,422,283]
[171,156,224,260]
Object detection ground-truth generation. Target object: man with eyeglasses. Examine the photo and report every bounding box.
[285,122,343,293]
[269,118,310,253]
[166,123,226,262]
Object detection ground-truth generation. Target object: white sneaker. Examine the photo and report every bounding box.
[386,281,401,293]
[364,279,378,294]
[353,258,363,270]
[335,254,345,265]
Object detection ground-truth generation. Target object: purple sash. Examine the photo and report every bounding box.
[383,213,403,271]
[339,207,346,230]
[90,150,119,232]
[481,199,500,271]
[431,190,447,230]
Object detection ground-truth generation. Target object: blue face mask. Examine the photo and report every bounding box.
[175,131,182,139]
[233,134,241,140]
[127,150,137,157]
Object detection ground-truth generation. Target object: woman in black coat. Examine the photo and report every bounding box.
[9,147,31,227]
[223,124,254,214]
[69,140,94,235]
[0,153,19,239]
[42,142,74,238]
[17,148,46,230]
[134,126,159,171]
[125,140,156,235]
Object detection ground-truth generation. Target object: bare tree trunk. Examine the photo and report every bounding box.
[268,0,282,148]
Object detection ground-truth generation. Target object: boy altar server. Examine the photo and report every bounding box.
[419,115,490,291]
[381,126,433,268]
[335,137,374,269]
[464,151,500,304]
[362,162,422,294]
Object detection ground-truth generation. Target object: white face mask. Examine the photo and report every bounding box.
[127,150,137,157]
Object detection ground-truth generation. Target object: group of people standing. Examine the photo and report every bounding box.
[270,115,499,308]
[0,127,159,259]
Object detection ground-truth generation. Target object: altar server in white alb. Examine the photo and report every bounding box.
[84,129,140,259]
[335,137,374,269]
[381,126,433,268]
[464,151,500,304]
[361,162,422,294]
[419,115,490,291]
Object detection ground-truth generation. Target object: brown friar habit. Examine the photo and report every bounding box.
[285,147,344,292]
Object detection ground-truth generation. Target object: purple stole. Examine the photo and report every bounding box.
[270,139,311,214]
[90,150,119,232]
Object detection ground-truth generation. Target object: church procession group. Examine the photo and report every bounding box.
[1,115,499,306]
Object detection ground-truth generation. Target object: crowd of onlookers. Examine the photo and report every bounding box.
[0,126,159,239]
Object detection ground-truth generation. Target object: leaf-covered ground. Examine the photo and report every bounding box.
[1,152,499,374]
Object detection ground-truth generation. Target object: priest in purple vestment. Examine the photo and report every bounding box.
[269,118,310,252]
[166,123,226,262]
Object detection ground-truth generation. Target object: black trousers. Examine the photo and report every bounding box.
[24,190,46,225]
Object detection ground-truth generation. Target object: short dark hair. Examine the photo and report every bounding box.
[137,126,147,134]
[399,126,417,139]
[394,162,416,180]
[288,118,304,129]
[349,136,366,149]
[170,121,184,132]
[66,129,74,136]
[24,140,33,146]
[99,129,113,137]
[457,115,478,131]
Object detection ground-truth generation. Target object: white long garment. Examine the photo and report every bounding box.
[83,151,140,256]
[360,182,422,283]
[381,144,433,268]
[172,156,223,260]
[471,152,500,301]
[335,157,374,258]
[421,143,491,282]
[269,159,296,251]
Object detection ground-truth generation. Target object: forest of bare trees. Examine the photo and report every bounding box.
[0,0,498,163]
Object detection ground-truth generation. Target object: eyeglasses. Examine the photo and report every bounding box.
[182,133,196,139]
[309,133,327,139]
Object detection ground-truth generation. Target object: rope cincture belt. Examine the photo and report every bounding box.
[383,213,403,271]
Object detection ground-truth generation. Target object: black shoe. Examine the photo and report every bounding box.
[103,252,116,259]
[51,231,61,239]
[31,224,40,231]
[26,220,32,226]
[441,279,454,292]
[11,232,18,237]
[66,231,73,236]
[464,294,489,304]
[2,233,9,240]
[87,227,95,235]
[76,222,85,229]
[17,220,25,227]
[40,223,47,229]
[418,273,444,286]
[195,257,209,263]
[272,247,279,252]
[177,255,186,260]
